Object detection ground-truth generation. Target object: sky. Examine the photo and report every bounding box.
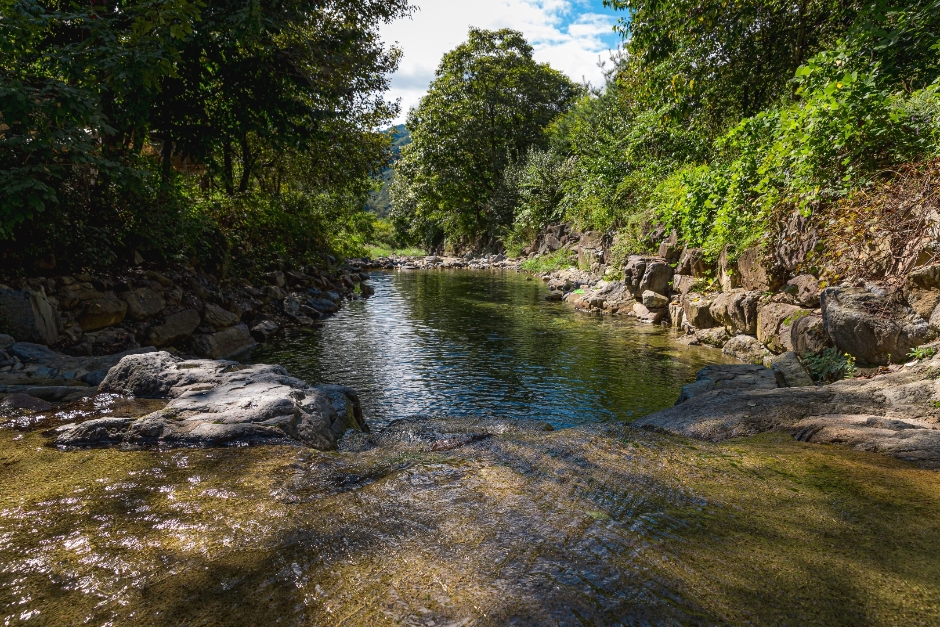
[379,0,626,123]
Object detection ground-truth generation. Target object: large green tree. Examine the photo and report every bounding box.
[391,28,581,250]
[0,0,410,269]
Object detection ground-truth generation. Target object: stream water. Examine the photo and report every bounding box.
[2,270,940,626]
[249,270,733,427]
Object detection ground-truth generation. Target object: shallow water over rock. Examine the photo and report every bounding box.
[3,271,940,625]
[249,270,734,427]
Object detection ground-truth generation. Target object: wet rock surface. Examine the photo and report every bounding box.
[55,351,365,449]
[638,356,940,468]
[3,415,940,626]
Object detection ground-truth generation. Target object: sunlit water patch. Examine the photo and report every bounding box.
[249,270,734,428]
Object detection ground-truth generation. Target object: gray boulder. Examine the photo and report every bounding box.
[695,327,730,348]
[736,246,784,292]
[250,320,280,341]
[722,334,767,364]
[641,290,669,309]
[632,302,666,324]
[191,323,257,359]
[779,313,832,355]
[710,290,761,336]
[0,289,62,345]
[821,286,935,365]
[682,293,717,329]
[0,392,53,412]
[675,364,778,404]
[147,309,201,347]
[203,302,239,328]
[636,357,940,468]
[623,256,673,298]
[78,293,127,331]
[756,302,806,353]
[785,274,821,308]
[121,288,166,321]
[57,351,365,449]
[0,334,13,349]
[770,351,815,387]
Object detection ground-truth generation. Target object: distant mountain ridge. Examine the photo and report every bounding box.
[366,124,410,218]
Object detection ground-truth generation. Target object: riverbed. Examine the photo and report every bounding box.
[1,270,939,626]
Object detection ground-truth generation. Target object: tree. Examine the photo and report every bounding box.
[391,28,581,250]
[1,0,411,269]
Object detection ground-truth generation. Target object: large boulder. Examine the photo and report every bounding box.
[736,246,784,292]
[147,309,201,347]
[57,282,103,309]
[202,302,239,328]
[722,334,767,364]
[682,293,717,329]
[78,293,127,331]
[779,313,832,355]
[709,290,761,336]
[756,302,806,353]
[632,302,666,324]
[191,323,257,359]
[121,288,166,321]
[821,286,935,365]
[675,364,778,404]
[0,289,62,345]
[56,352,366,449]
[623,256,673,298]
[785,274,821,308]
[695,327,731,348]
[635,357,940,468]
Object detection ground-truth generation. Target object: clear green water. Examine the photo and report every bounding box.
[3,271,940,626]
[249,270,734,427]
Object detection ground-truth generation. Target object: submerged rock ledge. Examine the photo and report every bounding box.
[55,351,366,449]
[636,358,940,468]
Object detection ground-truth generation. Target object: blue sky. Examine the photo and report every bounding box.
[380,0,627,122]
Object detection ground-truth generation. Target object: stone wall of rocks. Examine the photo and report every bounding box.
[529,230,940,369]
[0,264,375,368]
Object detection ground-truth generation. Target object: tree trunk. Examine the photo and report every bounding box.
[239,136,252,193]
[223,140,234,195]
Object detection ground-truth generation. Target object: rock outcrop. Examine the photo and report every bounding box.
[636,357,940,468]
[55,352,366,449]
[0,289,62,345]
[821,286,935,365]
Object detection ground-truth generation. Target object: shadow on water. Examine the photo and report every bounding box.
[2,422,940,626]
[2,271,940,625]
[250,270,735,428]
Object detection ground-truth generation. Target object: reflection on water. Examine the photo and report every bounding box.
[3,271,938,626]
[250,270,733,427]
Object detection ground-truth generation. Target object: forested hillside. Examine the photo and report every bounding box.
[366,124,411,218]
[0,0,411,275]
[392,1,940,279]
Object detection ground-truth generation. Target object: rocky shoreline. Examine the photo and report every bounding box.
[0,263,375,393]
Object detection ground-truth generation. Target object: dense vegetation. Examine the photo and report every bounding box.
[390,28,582,252]
[0,0,411,275]
[392,2,940,265]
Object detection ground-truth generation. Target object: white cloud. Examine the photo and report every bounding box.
[380,0,620,123]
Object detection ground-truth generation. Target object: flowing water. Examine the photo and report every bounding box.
[2,270,940,626]
[249,270,735,427]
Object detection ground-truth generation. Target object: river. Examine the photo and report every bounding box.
[1,270,939,626]
[250,270,734,427]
